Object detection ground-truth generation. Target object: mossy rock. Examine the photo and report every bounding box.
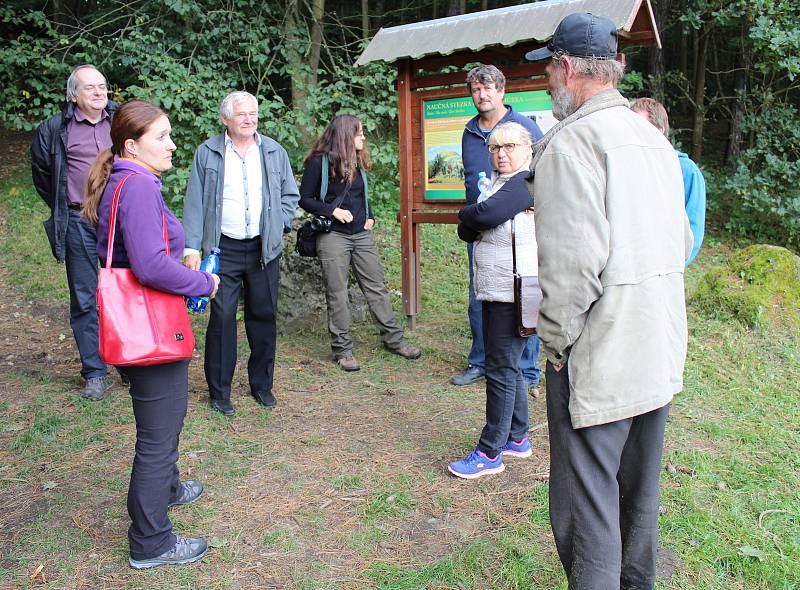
[277,232,368,334]
[692,244,800,332]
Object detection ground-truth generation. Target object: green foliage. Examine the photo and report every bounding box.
[747,0,800,81]
[714,98,800,248]
[0,2,399,212]
[618,70,645,94]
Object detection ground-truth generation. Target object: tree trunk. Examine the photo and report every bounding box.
[51,0,69,30]
[691,22,710,163]
[727,15,751,164]
[374,0,385,30]
[286,0,325,144]
[680,27,688,81]
[647,0,670,101]
[286,0,306,115]
[309,0,324,87]
[361,0,369,40]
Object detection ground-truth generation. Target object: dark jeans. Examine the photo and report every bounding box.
[466,242,541,384]
[316,230,405,358]
[64,209,105,379]
[123,360,188,560]
[546,361,669,590]
[476,301,529,456]
[205,235,279,401]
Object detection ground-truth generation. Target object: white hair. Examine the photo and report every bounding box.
[554,54,626,86]
[66,64,102,102]
[220,91,258,121]
[488,121,532,147]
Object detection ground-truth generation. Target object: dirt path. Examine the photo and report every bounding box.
[0,130,87,394]
[0,131,556,589]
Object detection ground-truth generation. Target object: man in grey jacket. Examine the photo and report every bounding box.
[183,91,299,416]
[526,13,693,589]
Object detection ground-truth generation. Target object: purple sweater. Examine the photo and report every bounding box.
[97,159,214,297]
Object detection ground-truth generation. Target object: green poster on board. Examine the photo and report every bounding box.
[423,90,554,200]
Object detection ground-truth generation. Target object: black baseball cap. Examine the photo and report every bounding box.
[525,13,618,62]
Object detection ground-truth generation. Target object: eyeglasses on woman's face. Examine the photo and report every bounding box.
[488,142,528,154]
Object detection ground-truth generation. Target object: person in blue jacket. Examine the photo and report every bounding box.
[631,97,706,264]
[451,65,544,390]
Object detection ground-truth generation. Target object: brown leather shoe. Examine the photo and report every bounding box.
[337,355,360,372]
[387,343,421,360]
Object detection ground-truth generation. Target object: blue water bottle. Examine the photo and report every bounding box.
[187,248,220,314]
[477,171,492,201]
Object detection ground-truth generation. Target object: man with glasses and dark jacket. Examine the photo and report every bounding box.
[30,64,119,401]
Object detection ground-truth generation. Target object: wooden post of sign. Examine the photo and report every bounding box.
[397,58,419,329]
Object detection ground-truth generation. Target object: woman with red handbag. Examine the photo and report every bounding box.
[83,100,219,569]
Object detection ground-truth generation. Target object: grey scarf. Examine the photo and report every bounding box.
[526,89,630,193]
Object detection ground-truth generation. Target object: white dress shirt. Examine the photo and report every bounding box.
[220,132,263,240]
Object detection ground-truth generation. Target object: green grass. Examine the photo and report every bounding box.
[1,168,798,588]
[0,175,67,301]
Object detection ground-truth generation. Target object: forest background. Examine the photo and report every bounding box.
[1,0,799,248]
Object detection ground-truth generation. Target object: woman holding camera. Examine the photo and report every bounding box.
[299,115,420,371]
[83,100,219,567]
[448,121,537,479]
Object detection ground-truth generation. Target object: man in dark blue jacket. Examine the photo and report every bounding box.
[451,65,544,390]
[30,64,119,400]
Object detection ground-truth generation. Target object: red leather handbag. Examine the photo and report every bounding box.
[97,173,196,366]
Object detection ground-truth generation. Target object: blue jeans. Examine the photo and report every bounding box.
[64,209,105,379]
[466,242,541,385]
[477,301,529,456]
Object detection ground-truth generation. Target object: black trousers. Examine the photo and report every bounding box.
[546,361,669,590]
[64,209,105,379]
[122,360,188,560]
[477,301,529,456]
[205,235,279,401]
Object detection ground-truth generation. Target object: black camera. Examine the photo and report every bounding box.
[310,215,332,233]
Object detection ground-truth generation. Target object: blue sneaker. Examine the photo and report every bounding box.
[448,448,505,479]
[501,436,532,458]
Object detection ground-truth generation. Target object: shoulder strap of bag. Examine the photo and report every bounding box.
[360,166,369,217]
[319,154,329,201]
[320,153,349,212]
[106,172,169,267]
[511,217,518,276]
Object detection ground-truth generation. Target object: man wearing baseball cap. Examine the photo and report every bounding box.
[526,13,693,589]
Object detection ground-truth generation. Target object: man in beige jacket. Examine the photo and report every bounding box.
[525,13,693,589]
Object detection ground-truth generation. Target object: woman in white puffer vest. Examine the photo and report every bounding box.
[448,121,538,480]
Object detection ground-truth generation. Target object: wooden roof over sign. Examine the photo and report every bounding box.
[355,0,660,66]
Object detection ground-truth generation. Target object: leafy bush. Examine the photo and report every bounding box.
[0,4,399,213]
[713,97,800,250]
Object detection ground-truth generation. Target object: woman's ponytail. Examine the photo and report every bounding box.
[82,148,114,225]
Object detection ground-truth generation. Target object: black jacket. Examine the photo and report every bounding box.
[457,172,534,242]
[30,100,119,261]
